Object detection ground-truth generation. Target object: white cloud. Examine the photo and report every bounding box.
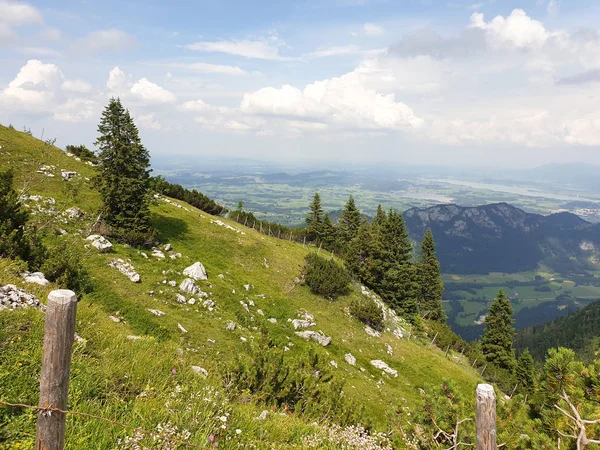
[469,9,551,49]
[53,98,97,122]
[106,66,129,92]
[0,23,16,43]
[0,59,63,112]
[363,23,384,36]
[130,78,176,104]
[308,45,361,58]
[240,71,424,131]
[61,79,92,93]
[547,0,559,16]
[185,37,291,60]
[72,29,137,54]
[170,62,249,76]
[41,27,62,41]
[470,3,484,10]
[137,113,162,130]
[22,46,61,56]
[0,0,43,25]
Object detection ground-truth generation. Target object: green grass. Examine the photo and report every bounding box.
[0,125,481,448]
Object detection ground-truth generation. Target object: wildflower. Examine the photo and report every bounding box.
[235,429,242,435]
[219,416,227,422]
[171,369,176,374]
[209,435,215,443]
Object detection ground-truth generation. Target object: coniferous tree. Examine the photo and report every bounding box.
[516,349,536,395]
[481,290,516,372]
[95,98,154,244]
[321,213,337,250]
[417,229,445,322]
[373,204,386,226]
[377,209,419,318]
[338,195,361,247]
[306,192,323,242]
[346,218,379,286]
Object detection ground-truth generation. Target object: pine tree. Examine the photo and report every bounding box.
[321,213,337,250]
[0,169,31,261]
[373,204,386,226]
[417,229,445,322]
[338,195,361,247]
[481,290,516,372]
[95,98,154,244]
[376,209,419,318]
[346,218,379,286]
[306,192,323,242]
[516,349,536,395]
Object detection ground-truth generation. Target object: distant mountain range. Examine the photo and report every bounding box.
[403,202,600,274]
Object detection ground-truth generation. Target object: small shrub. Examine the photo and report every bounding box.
[41,242,94,294]
[350,297,384,331]
[304,253,351,300]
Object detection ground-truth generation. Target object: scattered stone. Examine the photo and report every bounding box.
[21,271,49,286]
[179,278,200,295]
[61,170,78,181]
[244,284,252,291]
[64,207,84,220]
[298,311,315,322]
[0,285,44,311]
[345,354,357,366]
[191,366,208,377]
[218,274,225,280]
[152,249,165,259]
[86,234,113,252]
[109,315,120,322]
[207,338,216,344]
[127,335,142,340]
[292,319,315,330]
[240,301,250,313]
[176,293,186,304]
[164,243,172,252]
[248,299,255,307]
[295,331,332,346]
[170,253,182,259]
[370,360,398,377]
[225,321,236,331]
[329,360,338,368]
[210,219,246,234]
[108,259,141,283]
[188,298,196,305]
[147,309,165,316]
[183,262,208,281]
[203,299,215,311]
[257,410,269,421]
[263,258,269,269]
[268,317,278,324]
[386,343,393,355]
[168,280,177,287]
[365,326,381,338]
[74,333,85,344]
[240,336,247,342]
[141,252,148,259]
[256,309,264,316]
[178,323,188,333]
[37,165,56,177]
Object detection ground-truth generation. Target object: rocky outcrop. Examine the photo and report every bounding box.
[0,285,45,311]
[86,235,113,252]
[64,207,84,220]
[345,353,357,366]
[292,319,315,330]
[108,259,141,283]
[370,360,398,377]
[183,262,207,281]
[179,278,200,295]
[61,170,78,181]
[21,271,49,286]
[295,330,331,346]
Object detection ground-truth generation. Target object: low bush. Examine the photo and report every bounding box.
[303,253,351,300]
[349,297,384,331]
[41,241,94,294]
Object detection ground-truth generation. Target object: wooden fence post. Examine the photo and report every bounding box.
[36,290,78,450]
[475,383,497,450]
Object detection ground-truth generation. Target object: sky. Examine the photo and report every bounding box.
[1,0,600,167]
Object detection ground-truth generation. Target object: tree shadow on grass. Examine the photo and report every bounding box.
[152,213,189,242]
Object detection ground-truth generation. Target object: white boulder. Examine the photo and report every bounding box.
[86,235,113,252]
[295,331,331,347]
[21,271,49,286]
[370,360,398,377]
[345,353,357,366]
[292,319,315,330]
[183,262,207,281]
[108,259,141,283]
[179,278,199,295]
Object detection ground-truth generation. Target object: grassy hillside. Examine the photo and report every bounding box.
[0,125,481,449]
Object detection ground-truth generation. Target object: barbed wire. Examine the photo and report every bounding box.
[0,400,208,449]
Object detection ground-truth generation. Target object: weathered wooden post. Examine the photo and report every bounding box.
[36,290,78,450]
[475,383,497,450]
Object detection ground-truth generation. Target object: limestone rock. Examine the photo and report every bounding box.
[61,170,78,181]
[65,206,84,220]
[365,326,381,338]
[191,366,208,377]
[225,321,236,331]
[152,249,165,259]
[179,278,199,295]
[292,319,315,330]
[21,271,49,286]
[178,323,188,333]
[0,285,44,311]
[164,243,172,252]
[108,259,141,283]
[268,318,278,324]
[370,360,398,377]
[257,410,269,421]
[345,353,357,366]
[147,309,165,316]
[295,331,331,346]
[183,262,207,281]
[176,293,186,304]
[86,234,113,252]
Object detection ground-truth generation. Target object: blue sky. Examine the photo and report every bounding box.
[2,0,600,166]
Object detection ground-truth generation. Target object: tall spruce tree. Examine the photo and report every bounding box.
[516,348,536,395]
[346,218,379,286]
[481,290,516,372]
[338,195,361,250]
[377,209,419,318]
[95,98,154,244]
[417,229,445,322]
[373,204,386,226]
[0,169,34,263]
[306,192,323,242]
[321,213,337,250]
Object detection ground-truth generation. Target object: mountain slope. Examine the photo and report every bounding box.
[0,125,481,448]
[403,202,600,274]
[516,299,600,362]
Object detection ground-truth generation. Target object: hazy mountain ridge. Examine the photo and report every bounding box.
[403,202,600,274]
